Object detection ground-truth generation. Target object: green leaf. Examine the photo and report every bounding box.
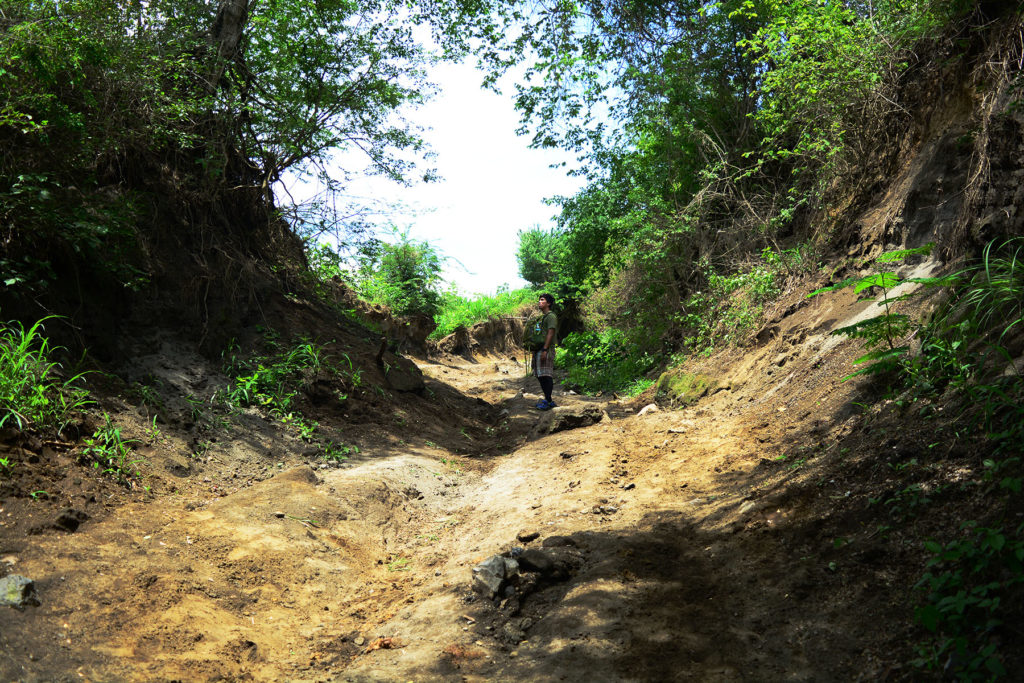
[916,604,940,632]
[853,272,899,294]
[808,277,857,297]
[852,347,909,365]
[875,243,934,263]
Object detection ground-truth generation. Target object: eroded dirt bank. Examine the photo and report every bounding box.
[1,274,956,682]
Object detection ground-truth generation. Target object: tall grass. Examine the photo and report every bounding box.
[432,287,538,339]
[0,317,91,432]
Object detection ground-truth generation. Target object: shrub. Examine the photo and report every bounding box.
[0,317,90,433]
[559,329,658,394]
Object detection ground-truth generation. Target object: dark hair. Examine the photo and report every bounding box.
[540,293,555,307]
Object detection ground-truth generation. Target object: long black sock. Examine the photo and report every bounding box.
[539,376,553,402]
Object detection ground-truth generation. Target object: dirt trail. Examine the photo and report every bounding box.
[2,288,911,681]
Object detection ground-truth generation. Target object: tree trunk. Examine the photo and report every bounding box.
[208,0,249,92]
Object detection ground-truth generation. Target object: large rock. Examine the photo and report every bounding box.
[530,406,607,438]
[517,549,555,576]
[1,575,39,609]
[654,370,719,407]
[380,352,425,393]
[472,555,511,599]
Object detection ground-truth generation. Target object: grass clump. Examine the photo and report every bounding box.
[79,413,143,485]
[432,286,537,339]
[0,317,90,433]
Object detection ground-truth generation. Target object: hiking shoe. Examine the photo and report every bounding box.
[535,400,556,411]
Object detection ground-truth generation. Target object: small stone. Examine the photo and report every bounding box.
[638,403,660,416]
[354,636,365,646]
[503,557,520,577]
[517,531,540,543]
[739,501,757,515]
[274,511,285,518]
[602,505,618,514]
[623,483,636,491]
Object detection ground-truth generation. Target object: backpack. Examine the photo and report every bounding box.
[524,314,550,351]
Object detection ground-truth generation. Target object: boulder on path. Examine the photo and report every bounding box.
[517,549,555,576]
[654,370,719,407]
[1,574,39,609]
[530,406,608,438]
[472,555,511,599]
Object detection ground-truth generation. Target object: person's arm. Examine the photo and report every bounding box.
[541,327,555,355]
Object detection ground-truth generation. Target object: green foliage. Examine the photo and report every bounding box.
[223,335,332,416]
[0,317,91,433]
[1,0,497,301]
[322,441,359,461]
[432,285,537,339]
[516,226,565,289]
[354,229,445,317]
[80,413,142,484]
[810,244,949,380]
[906,239,1024,453]
[915,522,1024,679]
[559,329,658,395]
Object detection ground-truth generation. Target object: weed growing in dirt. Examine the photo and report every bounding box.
[386,557,411,572]
[191,440,211,460]
[859,239,1024,678]
[183,393,206,424]
[0,317,91,432]
[322,441,357,461]
[0,456,13,475]
[280,412,318,441]
[810,243,952,379]
[145,416,161,442]
[906,238,1024,454]
[439,457,462,475]
[222,334,343,415]
[80,413,143,484]
[132,380,164,410]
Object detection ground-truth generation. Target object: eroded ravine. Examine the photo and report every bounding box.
[4,324,884,682]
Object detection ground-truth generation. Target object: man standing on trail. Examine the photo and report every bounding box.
[529,293,558,410]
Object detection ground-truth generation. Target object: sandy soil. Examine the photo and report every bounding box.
[0,274,968,681]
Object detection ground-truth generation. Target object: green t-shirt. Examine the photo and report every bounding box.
[526,311,557,350]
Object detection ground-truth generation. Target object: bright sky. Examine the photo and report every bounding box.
[316,60,585,297]
[404,62,584,295]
